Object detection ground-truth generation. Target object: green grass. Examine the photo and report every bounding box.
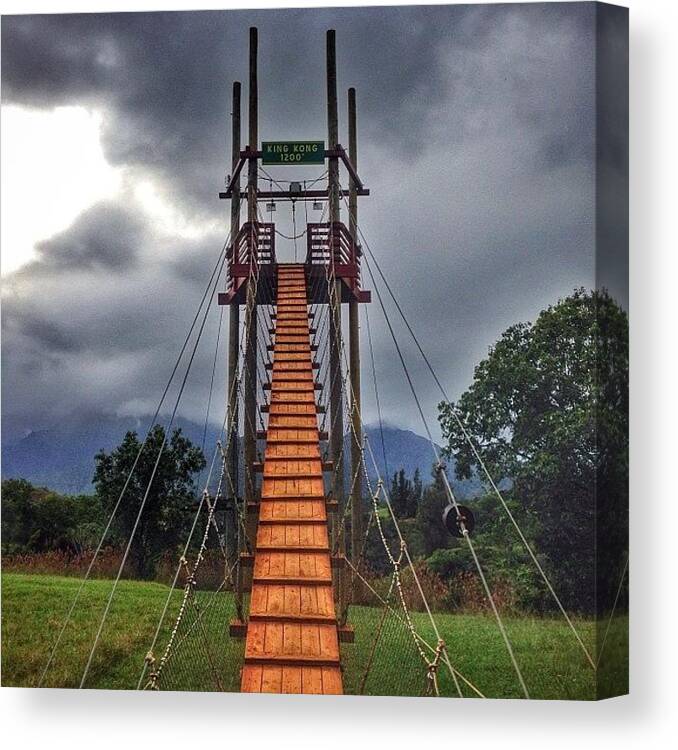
[1,573,627,698]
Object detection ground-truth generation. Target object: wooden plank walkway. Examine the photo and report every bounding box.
[240,264,343,695]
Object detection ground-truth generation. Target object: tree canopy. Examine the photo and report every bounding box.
[439,289,628,613]
[1,478,102,555]
[93,425,205,579]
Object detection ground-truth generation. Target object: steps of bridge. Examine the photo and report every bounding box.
[256,522,328,549]
[271,374,313,385]
[241,264,343,695]
[240,664,342,694]
[265,433,324,444]
[271,352,313,360]
[259,500,327,521]
[266,405,318,417]
[271,362,316,371]
[265,444,321,458]
[267,419,318,431]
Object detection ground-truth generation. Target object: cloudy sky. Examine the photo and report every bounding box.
[1,2,627,446]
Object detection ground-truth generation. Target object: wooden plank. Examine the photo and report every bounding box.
[321,667,343,695]
[261,665,283,693]
[241,665,263,692]
[302,667,323,694]
[281,665,303,694]
[240,264,343,695]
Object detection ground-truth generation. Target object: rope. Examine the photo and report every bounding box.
[141,200,279,689]
[350,203,595,670]
[596,554,629,668]
[39,228,234,688]
[344,554,485,698]
[79,246,229,688]
[360,247,530,698]
[307,190,473,696]
[141,291,261,688]
[318,185,525,695]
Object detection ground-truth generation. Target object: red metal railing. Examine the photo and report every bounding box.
[228,221,275,271]
[306,222,365,298]
[221,222,276,304]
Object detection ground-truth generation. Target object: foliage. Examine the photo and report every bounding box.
[414,469,450,557]
[1,478,103,555]
[439,289,629,613]
[93,425,205,579]
[388,467,422,519]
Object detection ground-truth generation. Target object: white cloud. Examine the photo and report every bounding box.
[1,105,122,275]
[133,178,220,243]
[0,105,222,277]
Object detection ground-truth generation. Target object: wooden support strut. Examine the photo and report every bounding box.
[219,147,367,200]
[348,86,365,604]
[228,80,242,580]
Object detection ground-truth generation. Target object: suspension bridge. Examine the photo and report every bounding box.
[37,27,602,699]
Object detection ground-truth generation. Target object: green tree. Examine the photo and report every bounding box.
[389,469,411,518]
[93,425,205,579]
[414,469,450,557]
[439,289,628,613]
[1,478,103,555]
[411,468,423,517]
[388,468,422,519]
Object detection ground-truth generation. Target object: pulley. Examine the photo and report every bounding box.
[442,503,475,538]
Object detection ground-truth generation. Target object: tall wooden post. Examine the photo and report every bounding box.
[228,81,242,570]
[347,87,363,588]
[326,29,345,529]
[243,27,258,508]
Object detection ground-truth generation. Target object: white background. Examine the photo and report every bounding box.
[0,0,676,748]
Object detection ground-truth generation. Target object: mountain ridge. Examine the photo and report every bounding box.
[1,416,481,498]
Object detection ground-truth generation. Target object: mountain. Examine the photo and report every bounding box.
[1,415,222,496]
[353,425,481,499]
[1,417,481,498]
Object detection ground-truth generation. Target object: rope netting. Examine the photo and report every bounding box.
[141,501,246,692]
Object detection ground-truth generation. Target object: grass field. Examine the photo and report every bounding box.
[1,573,627,699]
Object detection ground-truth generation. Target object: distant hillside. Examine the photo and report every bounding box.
[353,425,481,498]
[1,416,481,498]
[1,415,221,495]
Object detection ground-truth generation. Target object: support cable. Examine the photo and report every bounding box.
[364,304,390,482]
[79,247,229,688]
[38,232,233,687]
[348,201,595,670]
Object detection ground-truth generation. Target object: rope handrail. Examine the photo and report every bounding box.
[347,194,595,670]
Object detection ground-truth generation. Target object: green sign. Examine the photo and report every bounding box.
[262,140,325,165]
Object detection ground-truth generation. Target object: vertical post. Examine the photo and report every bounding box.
[327,30,340,223]
[228,81,242,578]
[327,29,345,527]
[247,27,259,225]
[244,27,258,511]
[347,87,363,597]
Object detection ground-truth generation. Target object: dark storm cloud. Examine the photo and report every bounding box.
[1,3,627,445]
[1,4,594,211]
[2,200,229,441]
[28,202,144,274]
